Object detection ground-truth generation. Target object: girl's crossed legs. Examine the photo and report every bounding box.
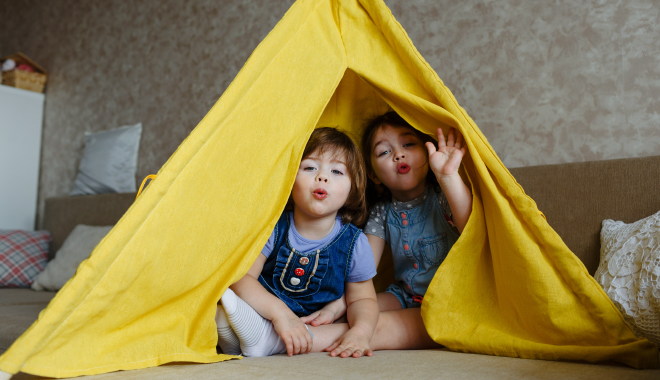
[218,291,436,358]
[310,293,439,356]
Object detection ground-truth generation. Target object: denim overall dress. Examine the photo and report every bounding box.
[385,189,459,308]
[258,213,362,317]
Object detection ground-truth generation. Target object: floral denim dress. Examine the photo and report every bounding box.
[365,187,459,308]
[258,212,362,316]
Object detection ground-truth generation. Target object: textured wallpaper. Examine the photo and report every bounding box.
[1,0,659,228]
[391,0,660,167]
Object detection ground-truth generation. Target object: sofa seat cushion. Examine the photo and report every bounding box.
[10,350,660,379]
[0,288,57,307]
[0,289,56,354]
[1,290,658,379]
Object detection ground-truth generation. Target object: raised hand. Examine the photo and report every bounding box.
[425,127,467,179]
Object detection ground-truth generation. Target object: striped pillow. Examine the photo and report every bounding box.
[0,230,51,288]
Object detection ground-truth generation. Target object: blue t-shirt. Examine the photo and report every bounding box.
[261,214,377,283]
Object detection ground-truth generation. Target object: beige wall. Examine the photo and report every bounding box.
[1,0,659,228]
[393,0,660,168]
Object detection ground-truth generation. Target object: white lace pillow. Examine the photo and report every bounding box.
[594,210,660,346]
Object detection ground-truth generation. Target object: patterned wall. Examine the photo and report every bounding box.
[391,0,660,167]
[1,0,659,228]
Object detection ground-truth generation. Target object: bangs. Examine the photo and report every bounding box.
[294,127,368,227]
[304,143,350,165]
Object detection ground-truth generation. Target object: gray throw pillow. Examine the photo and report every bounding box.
[70,123,142,195]
[32,225,113,291]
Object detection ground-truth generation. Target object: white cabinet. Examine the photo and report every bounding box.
[0,84,44,230]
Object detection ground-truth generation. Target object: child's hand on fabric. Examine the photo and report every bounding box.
[300,296,346,326]
[272,310,314,356]
[325,328,373,358]
[426,127,467,180]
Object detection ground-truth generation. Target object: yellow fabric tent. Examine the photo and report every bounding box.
[1,0,657,377]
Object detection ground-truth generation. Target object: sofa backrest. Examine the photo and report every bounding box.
[510,155,660,274]
[42,155,660,275]
[43,193,136,259]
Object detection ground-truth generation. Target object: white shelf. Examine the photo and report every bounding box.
[0,84,45,230]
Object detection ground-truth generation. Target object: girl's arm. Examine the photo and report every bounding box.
[426,127,473,232]
[325,279,379,358]
[230,254,313,355]
[367,234,386,267]
[438,171,472,232]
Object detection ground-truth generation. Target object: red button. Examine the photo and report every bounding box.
[401,213,407,219]
[413,263,418,269]
[402,220,408,226]
[404,244,409,250]
[295,268,304,276]
[407,284,411,290]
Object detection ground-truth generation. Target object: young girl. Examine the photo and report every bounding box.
[304,111,472,351]
[216,127,380,358]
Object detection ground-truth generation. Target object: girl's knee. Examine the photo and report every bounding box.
[377,292,403,312]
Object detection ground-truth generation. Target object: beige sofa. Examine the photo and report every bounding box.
[2,155,660,379]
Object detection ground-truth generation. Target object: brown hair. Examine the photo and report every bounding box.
[287,127,368,227]
[360,111,440,212]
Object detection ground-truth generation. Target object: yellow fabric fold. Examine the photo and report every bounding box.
[1,0,656,376]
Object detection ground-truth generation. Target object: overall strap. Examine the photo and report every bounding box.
[271,212,290,252]
[340,223,361,280]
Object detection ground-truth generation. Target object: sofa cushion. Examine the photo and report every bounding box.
[0,289,56,354]
[1,287,658,378]
[0,230,50,288]
[595,210,660,346]
[9,349,660,379]
[32,225,113,291]
[70,123,142,196]
[0,288,57,307]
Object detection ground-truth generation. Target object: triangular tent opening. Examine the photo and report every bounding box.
[1,0,657,377]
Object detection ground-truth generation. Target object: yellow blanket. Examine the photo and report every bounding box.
[1,0,656,376]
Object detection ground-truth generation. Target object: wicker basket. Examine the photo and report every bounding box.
[3,70,47,93]
[1,52,47,93]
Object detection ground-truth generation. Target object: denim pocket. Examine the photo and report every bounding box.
[418,233,448,266]
[275,248,326,299]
